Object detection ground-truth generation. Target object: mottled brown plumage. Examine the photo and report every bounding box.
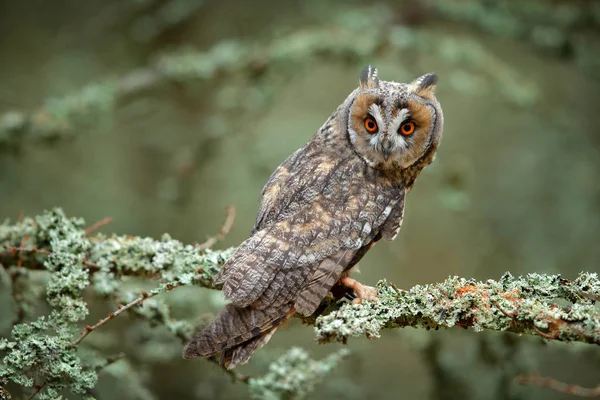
[183,66,444,369]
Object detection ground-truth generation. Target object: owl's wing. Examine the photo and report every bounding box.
[215,151,405,316]
[251,145,309,235]
[292,247,357,315]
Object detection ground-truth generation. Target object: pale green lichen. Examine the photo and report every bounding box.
[1,209,598,399]
[2,209,346,399]
[315,273,600,345]
[248,347,350,400]
[87,233,232,286]
[0,316,97,398]
[0,209,233,399]
[0,210,97,398]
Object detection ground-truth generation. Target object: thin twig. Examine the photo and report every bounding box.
[84,217,113,236]
[2,246,104,274]
[27,382,45,400]
[492,300,516,319]
[518,374,600,397]
[579,291,600,302]
[197,205,236,250]
[533,325,558,341]
[17,236,28,268]
[70,282,185,348]
[82,259,101,272]
[1,245,50,256]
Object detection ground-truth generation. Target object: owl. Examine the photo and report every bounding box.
[183,66,443,369]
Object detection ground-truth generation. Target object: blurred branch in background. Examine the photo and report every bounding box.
[5,0,599,154]
[419,333,529,400]
[0,5,545,154]
[128,0,207,44]
[518,374,600,397]
[197,205,236,250]
[0,209,598,399]
[429,0,600,74]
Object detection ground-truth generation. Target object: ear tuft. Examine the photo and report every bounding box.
[359,65,379,90]
[411,73,438,99]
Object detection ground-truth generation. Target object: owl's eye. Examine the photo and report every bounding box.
[364,116,378,133]
[399,121,415,136]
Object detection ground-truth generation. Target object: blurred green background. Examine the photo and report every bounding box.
[1,0,599,399]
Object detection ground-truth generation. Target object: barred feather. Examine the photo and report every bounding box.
[183,304,295,369]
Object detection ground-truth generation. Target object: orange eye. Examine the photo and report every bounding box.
[364,116,378,133]
[399,121,415,136]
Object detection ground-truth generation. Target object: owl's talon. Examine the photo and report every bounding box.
[351,284,379,304]
[339,276,379,304]
[343,291,357,301]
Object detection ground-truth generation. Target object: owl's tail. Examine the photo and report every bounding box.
[183,303,295,369]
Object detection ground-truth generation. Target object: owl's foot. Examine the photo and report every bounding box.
[339,276,379,304]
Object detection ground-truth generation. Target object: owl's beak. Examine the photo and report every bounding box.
[381,138,392,161]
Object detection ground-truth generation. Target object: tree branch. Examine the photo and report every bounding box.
[70,284,184,348]
[1,209,599,347]
[197,205,236,250]
[26,382,45,400]
[0,209,599,399]
[0,209,231,286]
[314,273,600,346]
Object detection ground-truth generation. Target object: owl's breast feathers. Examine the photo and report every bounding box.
[214,143,406,317]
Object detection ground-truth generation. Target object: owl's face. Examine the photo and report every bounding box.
[346,66,443,171]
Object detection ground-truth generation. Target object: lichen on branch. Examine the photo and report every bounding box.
[0,209,598,399]
[0,209,234,399]
[248,347,350,400]
[315,274,600,345]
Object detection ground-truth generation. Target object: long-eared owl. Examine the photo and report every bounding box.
[184,65,444,369]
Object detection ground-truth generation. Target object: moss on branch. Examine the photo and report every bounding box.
[248,347,350,400]
[0,209,598,399]
[314,275,600,345]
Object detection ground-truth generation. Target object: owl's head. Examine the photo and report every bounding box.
[345,65,443,172]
